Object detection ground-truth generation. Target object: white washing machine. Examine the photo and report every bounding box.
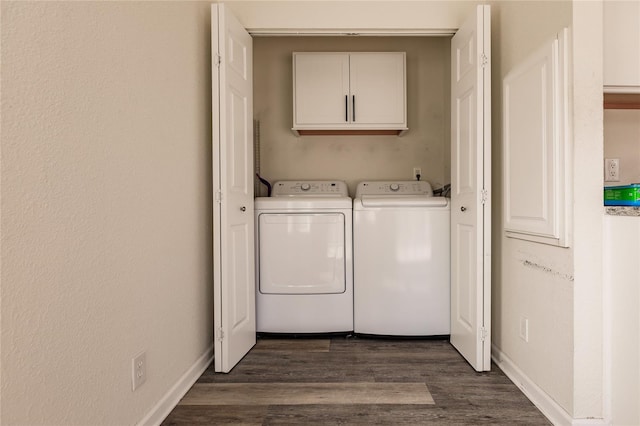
[255,180,353,333]
[353,181,450,336]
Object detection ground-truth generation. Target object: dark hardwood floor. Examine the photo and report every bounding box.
[163,336,550,425]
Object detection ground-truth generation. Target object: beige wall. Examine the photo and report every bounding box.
[570,2,604,417]
[604,110,640,185]
[254,36,451,196]
[489,0,577,417]
[1,2,213,424]
[490,1,605,421]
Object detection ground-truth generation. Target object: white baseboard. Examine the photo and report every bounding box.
[571,420,609,426]
[137,345,213,426]
[491,345,607,426]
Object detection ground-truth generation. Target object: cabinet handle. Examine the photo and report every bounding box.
[352,95,356,122]
[345,95,348,122]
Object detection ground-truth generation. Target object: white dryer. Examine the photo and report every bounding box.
[353,181,450,336]
[255,181,353,333]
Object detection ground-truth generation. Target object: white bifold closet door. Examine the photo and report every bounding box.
[212,3,256,374]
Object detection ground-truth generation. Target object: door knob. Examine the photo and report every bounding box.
[240,206,246,212]
[460,206,467,212]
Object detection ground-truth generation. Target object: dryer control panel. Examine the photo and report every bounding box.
[355,181,433,197]
[272,180,349,197]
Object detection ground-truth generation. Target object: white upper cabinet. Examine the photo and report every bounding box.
[604,0,640,93]
[292,52,407,135]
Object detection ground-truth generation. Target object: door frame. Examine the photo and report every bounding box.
[213,6,491,371]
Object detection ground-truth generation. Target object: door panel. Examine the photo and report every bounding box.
[212,3,255,374]
[455,223,474,332]
[503,32,570,247]
[457,88,475,193]
[450,4,491,372]
[230,224,250,328]
[230,89,248,189]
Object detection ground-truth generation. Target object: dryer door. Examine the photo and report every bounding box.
[258,213,346,294]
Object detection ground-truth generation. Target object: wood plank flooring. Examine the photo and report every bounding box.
[181,383,434,405]
[163,337,551,425]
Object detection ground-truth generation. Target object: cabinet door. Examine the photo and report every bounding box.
[502,30,570,247]
[293,53,350,125]
[604,0,640,91]
[349,53,406,126]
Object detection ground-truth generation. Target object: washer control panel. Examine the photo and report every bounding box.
[271,180,349,197]
[355,181,434,197]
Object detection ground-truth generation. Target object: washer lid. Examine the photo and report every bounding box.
[355,181,433,198]
[271,180,349,197]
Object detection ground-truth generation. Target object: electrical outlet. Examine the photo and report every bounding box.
[132,351,146,391]
[413,167,422,180]
[605,158,620,182]
[519,317,529,342]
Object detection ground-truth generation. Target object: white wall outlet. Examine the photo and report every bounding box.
[519,317,529,342]
[132,351,147,391]
[605,158,620,182]
[413,167,422,180]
